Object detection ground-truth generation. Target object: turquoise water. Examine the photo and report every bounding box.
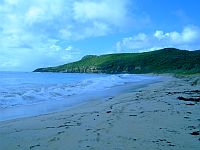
[0,72,162,121]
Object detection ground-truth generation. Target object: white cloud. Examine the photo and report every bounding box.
[0,0,148,71]
[79,21,111,39]
[116,33,149,52]
[182,26,200,43]
[73,0,129,26]
[65,46,73,51]
[116,26,200,52]
[25,7,45,24]
[154,26,200,44]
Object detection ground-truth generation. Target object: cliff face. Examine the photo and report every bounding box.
[34,48,200,74]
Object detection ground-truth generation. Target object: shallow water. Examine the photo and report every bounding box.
[0,72,162,121]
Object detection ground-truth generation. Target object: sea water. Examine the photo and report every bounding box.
[0,72,162,121]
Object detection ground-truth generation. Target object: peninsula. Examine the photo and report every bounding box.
[34,48,200,74]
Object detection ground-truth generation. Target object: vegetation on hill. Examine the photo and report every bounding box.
[34,48,200,74]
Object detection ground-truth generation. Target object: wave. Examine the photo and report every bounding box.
[0,74,159,109]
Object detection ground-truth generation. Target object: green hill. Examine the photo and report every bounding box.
[33,48,200,74]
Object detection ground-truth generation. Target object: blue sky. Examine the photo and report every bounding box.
[0,0,200,71]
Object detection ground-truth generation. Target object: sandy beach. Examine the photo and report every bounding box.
[0,75,200,150]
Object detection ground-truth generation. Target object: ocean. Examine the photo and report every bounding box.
[0,72,162,121]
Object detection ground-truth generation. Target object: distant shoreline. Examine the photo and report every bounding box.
[34,48,200,75]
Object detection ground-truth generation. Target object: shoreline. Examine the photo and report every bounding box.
[0,76,200,149]
[0,75,163,122]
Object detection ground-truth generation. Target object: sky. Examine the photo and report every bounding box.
[0,0,200,71]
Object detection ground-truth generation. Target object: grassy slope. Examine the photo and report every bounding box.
[34,48,200,74]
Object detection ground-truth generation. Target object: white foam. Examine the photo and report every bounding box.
[0,73,164,121]
[0,74,161,109]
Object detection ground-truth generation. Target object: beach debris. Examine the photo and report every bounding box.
[177,96,200,102]
[106,111,112,113]
[49,137,60,142]
[184,116,190,119]
[167,90,200,95]
[190,131,200,135]
[185,103,195,106]
[129,114,137,117]
[57,131,65,135]
[109,97,113,100]
[30,144,40,149]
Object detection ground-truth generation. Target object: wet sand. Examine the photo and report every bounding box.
[0,75,200,150]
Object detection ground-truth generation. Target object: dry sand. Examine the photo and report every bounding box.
[0,75,200,150]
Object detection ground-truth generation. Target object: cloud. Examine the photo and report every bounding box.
[25,7,45,24]
[0,0,136,40]
[73,0,129,26]
[0,0,139,71]
[154,26,200,44]
[116,26,200,52]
